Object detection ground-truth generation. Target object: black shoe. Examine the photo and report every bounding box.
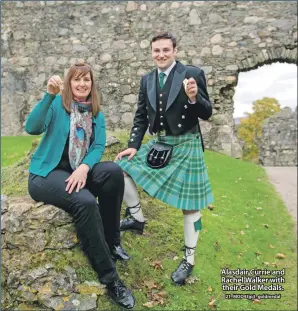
[120,216,145,235]
[106,279,135,309]
[171,258,194,285]
[110,244,131,261]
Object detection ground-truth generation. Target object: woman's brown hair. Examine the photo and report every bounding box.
[62,63,101,116]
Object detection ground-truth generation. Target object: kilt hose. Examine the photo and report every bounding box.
[117,133,214,211]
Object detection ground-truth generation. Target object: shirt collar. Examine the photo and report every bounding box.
[158,60,176,77]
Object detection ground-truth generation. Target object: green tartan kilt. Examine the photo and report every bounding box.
[117,133,214,211]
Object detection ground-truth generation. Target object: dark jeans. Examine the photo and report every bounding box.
[28,161,124,284]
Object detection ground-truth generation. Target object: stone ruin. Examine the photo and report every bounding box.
[1,195,108,310]
[1,1,297,159]
[258,107,297,166]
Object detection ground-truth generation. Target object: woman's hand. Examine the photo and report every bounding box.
[65,164,90,194]
[47,75,64,95]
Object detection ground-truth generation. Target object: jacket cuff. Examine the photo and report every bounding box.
[128,142,141,150]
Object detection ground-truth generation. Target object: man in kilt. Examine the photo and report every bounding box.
[115,32,214,285]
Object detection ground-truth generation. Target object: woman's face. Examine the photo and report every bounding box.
[70,72,92,100]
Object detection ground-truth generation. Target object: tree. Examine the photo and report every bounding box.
[237,97,281,162]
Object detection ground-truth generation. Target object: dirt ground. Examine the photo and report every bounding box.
[264,167,297,231]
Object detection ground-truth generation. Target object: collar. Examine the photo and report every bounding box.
[157,60,176,77]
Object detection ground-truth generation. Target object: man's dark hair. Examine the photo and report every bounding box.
[150,32,177,49]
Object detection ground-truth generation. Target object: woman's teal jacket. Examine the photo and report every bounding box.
[25,93,106,177]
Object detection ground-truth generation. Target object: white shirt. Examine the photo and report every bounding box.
[157,61,176,85]
[157,61,196,104]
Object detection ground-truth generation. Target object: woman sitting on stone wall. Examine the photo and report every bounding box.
[25,63,135,310]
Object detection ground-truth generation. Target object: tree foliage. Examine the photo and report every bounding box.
[237,97,281,162]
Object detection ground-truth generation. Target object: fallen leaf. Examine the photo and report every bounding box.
[245,225,249,229]
[124,241,132,248]
[214,242,220,251]
[269,244,275,249]
[143,301,154,308]
[263,262,270,266]
[252,298,261,304]
[173,256,179,261]
[263,224,269,228]
[207,286,213,292]
[240,231,245,235]
[208,204,214,210]
[238,252,243,256]
[155,291,168,298]
[256,207,263,211]
[150,260,163,271]
[185,276,199,284]
[208,297,217,310]
[144,280,158,290]
[276,253,286,259]
[255,251,262,256]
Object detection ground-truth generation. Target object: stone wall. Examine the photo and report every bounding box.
[1,1,297,157]
[258,107,297,166]
[1,196,107,310]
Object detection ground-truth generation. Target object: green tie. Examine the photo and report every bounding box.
[159,72,165,89]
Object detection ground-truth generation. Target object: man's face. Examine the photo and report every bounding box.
[151,39,177,71]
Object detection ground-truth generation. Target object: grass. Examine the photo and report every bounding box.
[1,135,42,167]
[1,134,297,311]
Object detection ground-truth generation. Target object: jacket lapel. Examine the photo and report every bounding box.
[166,61,187,111]
[147,69,157,111]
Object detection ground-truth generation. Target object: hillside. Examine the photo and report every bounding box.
[1,134,297,311]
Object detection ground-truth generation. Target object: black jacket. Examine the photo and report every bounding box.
[128,61,212,150]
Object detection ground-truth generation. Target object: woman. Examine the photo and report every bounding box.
[26,63,135,309]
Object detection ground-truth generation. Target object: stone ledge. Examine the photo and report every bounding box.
[1,196,106,310]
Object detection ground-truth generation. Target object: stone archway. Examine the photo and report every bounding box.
[2,1,297,160]
[204,46,297,158]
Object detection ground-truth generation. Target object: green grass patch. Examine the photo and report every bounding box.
[1,135,42,167]
[1,134,297,311]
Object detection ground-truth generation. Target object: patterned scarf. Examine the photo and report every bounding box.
[69,97,93,170]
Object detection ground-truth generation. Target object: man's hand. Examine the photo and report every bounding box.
[65,164,89,194]
[185,77,198,103]
[115,148,137,161]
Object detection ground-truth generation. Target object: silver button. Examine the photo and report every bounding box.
[134,127,138,130]
[178,124,182,128]
[130,138,134,142]
[182,115,185,119]
[160,94,162,97]
[161,115,164,118]
[160,108,162,111]
[184,105,188,109]
[160,122,163,126]
[159,101,162,104]
[132,133,135,136]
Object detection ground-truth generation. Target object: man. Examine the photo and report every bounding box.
[115,32,214,285]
